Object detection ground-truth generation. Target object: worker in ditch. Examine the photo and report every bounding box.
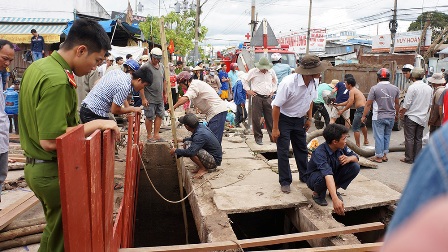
[169,113,222,179]
[19,19,119,252]
[303,124,360,215]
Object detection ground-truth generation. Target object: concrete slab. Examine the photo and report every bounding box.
[267,158,298,174]
[5,169,24,182]
[222,147,255,159]
[209,159,270,189]
[246,137,278,153]
[221,137,248,149]
[213,184,308,214]
[299,178,400,213]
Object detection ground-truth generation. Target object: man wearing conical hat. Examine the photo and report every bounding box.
[243,57,278,145]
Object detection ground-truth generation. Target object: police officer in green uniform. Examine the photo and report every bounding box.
[19,19,120,252]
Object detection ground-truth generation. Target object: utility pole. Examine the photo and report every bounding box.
[389,0,398,54]
[250,0,256,37]
[193,0,200,64]
[305,0,312,54]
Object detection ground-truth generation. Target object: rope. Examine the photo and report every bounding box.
[135,146,219,204]
[231,240,244,252]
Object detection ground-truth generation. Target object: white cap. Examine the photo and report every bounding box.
[150,47,163,57]
[271,53,282,62]
[402,64,414,71]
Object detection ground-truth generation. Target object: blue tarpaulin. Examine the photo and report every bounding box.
[63,20,140,35]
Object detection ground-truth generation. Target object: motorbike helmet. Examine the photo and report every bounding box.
[271,53,282,62]
[402,64,414,72]
[377,68,391,80]
[313,111,325,129]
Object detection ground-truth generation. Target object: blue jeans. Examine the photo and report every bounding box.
[32,51,43,61]
[372,118,394,158]
[208,111,227,144]
[385,123,448,240]
[277,113,308,185]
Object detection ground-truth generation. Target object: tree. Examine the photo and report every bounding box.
[139,10,208,60]
[407,11,448,43]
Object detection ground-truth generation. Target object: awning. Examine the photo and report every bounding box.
[63,20,141,35]
[0,17,69,44]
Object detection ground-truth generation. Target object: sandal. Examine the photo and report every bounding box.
[400,158,413,164]
[368,157,383,163]
[382,156,388,162]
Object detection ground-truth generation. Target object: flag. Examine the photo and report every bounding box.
[168,40,175,54]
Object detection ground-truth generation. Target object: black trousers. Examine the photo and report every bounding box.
[235,104,247,125]
[251,95,273,140]
[306,162,360,194]
[312,102,330,126]
[80,105,109,123]
[403,116,424,162]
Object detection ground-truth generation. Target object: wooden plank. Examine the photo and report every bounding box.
[56,125,92,252]
[0,192,39,230]
[287,242,383,251]
[102,129,115,252]
[112,204,124,252]
[86,130,105,252]
[119,222,384,252]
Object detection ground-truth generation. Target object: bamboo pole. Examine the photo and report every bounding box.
[0,233,42,250]
[159,18,189,244]
[0,224,45,242]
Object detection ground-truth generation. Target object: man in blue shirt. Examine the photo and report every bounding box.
[271,53,291,84]
[330,75,352,128]
[304,124,360,215]
[30,29,45,61]
[170,113,223,179]
[218,64,230,100]
[232,72,247,127]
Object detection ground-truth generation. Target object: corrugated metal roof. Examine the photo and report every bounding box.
[0,17,70,24]
[0,23,67,35]
[0,17,69,35]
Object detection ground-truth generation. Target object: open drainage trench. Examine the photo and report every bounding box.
[133,147,392,248]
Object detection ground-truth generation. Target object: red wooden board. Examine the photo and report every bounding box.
[56,125,92,252]
[86,130,105,252]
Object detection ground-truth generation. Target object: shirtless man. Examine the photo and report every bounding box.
[335,77,369,147]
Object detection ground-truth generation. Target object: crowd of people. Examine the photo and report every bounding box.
[2,17,448,251]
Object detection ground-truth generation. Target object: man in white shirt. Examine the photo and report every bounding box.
[244,57,278,145]
[272,54,328,193]
[171,71,228,143]
[399,68,433,164]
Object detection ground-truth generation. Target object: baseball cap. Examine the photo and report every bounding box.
[123,59,140,71]
[150,47,162,59]
[178,113,199,128]
[271,53,282,62]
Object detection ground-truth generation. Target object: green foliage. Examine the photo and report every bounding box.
[407,11,448,43]
[139,11,208,57]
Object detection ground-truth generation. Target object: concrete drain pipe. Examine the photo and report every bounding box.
[306,129,405,158]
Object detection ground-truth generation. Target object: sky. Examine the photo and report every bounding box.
[94,0,447,50]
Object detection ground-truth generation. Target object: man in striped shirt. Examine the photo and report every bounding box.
[80,60,153,123]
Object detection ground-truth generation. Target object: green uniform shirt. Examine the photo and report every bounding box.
[19,51,79,160]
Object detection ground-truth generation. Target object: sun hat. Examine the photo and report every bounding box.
[192,65,203,71]
[255,57,273,70]
[427,73,446,84]
[411,67,425,78]
[179,113,199,128]
[141,55,149,61]
[295,54,328,75]
[177,71,193,84]
[328,79,339,88]
[123,59,140,71]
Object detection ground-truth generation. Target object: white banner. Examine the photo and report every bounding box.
[278,29,326,54]
[372,30,432,52]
